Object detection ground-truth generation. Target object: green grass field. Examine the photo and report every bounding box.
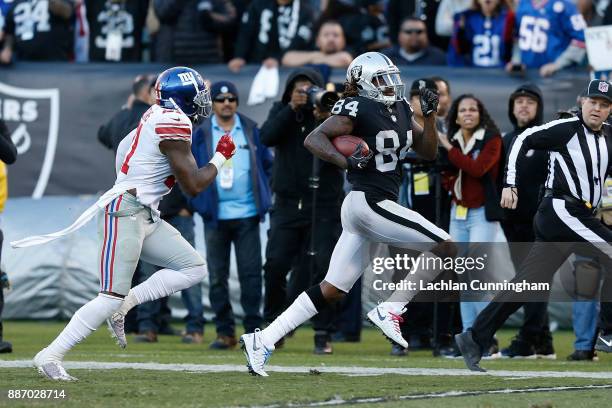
[1,321,611,407]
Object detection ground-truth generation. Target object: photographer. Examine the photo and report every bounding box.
[261,68,344,354]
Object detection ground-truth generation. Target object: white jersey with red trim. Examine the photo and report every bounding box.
[115,104,192,209]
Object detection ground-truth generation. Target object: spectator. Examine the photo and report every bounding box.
[387,0,447,49]
[577,0,606,26]
[282,20,353,68]
[1,0,76,63]
[228,0,315,73]
[0,119,16,354]
[260,68,344,354]
[436,0,472,38]
[499,83,555,359]
[509,0,587,77]
[86,0,149,62]
[98,74,156,152]
[190,81,272,349]
[567,257,600,361]
[316,0,388,55]
[153,0,236,64]
[0,0,12,46]
[382,17,446,66]
[447,0,515,68]
[438,94,503,352]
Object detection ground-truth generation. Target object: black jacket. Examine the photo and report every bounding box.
[154,0,234,64]
[261,68,344,208]
[97,100,150,152]
[235,0,314,63]
[0,120,17,164]
[502,83,546,223]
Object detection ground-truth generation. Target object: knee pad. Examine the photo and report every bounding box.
[182,265,208,284]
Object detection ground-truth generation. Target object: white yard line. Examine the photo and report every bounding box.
[2,360,612,380]
[254,385,612,408]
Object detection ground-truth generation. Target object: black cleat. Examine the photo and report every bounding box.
[455,331,486,372]
[595,333,612,353]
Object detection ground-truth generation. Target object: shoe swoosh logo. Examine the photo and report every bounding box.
[600,336,612,347]
[376,307,386,321]
[252,335,260,351]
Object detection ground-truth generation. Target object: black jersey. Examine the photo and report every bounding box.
[5,0,75,61]
[331,95,414,203]
[86,0,148,62]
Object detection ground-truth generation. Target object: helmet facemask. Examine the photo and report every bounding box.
[370,69,405,106]
[193,86,212,119]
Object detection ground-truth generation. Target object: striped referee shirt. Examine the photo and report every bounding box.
[505,116,612,208]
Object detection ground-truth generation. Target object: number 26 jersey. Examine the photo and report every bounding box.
[331,95,414,203]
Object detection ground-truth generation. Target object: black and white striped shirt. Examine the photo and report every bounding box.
[506,116,612,208]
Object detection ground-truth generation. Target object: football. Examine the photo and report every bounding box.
[332,135,369,157]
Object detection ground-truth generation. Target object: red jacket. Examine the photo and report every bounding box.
[443,129,502,209]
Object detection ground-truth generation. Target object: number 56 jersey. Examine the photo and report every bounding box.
[115,104,193,209]
[331,96,414,203]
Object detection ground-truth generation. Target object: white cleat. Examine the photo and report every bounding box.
[367,306,409,349]
[107,312,127,349]
[33,349,78,382]
[239,329,274,377]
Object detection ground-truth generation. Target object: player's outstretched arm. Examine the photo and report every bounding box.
[411,88,439,161]
[160,135,235,196]
[304,115,354,170]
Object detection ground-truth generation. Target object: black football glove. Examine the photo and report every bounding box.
[419,87,439,117]
[346,143,373,170]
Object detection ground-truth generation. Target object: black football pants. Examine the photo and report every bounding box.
[472,198,612,348]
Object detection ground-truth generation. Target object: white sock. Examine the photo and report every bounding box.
[44,294,122,362]
[260,292,318,347]
[382,251,446,313]
[118,265,206,316]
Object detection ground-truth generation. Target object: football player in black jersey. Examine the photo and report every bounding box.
[240,52,455,376]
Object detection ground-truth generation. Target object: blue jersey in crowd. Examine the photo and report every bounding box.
[0,0,14,33]
[515,0,586,68]
[448,7,515,68]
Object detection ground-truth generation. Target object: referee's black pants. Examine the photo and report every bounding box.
[472,197,612,348]
[263,202,342,335]
[501,220,550,341]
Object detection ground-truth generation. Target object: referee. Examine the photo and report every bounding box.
[456,79,612,371]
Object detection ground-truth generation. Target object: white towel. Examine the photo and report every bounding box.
[247,65,279,105]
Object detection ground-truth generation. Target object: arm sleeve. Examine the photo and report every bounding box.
[260,103,296,147]
[154,112,193,143]
[0,120,17,164]
[447,136,501,178]
[504,121,573,186]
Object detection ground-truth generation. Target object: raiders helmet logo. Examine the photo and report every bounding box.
[419,80,426,89]
[351,65,363,81]
[599,81,609,93]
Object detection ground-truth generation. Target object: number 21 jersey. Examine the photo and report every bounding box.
[332,95,413,203]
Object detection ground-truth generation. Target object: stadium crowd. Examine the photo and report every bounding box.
[1,0,612,365]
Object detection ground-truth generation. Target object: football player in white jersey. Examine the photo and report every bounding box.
[11,67,236,381]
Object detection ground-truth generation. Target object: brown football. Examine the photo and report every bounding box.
[332,135,369,157]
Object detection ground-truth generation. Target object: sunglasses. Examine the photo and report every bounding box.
[214,96,237,103]
[402,29,424,35]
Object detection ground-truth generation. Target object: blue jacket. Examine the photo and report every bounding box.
[190,113,273,227]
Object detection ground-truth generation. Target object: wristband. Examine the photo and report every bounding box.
[209,152,226,172]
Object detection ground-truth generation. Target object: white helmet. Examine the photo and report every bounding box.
[346,52,405,106]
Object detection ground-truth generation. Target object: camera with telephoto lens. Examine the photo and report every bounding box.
[303,86,340,112]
